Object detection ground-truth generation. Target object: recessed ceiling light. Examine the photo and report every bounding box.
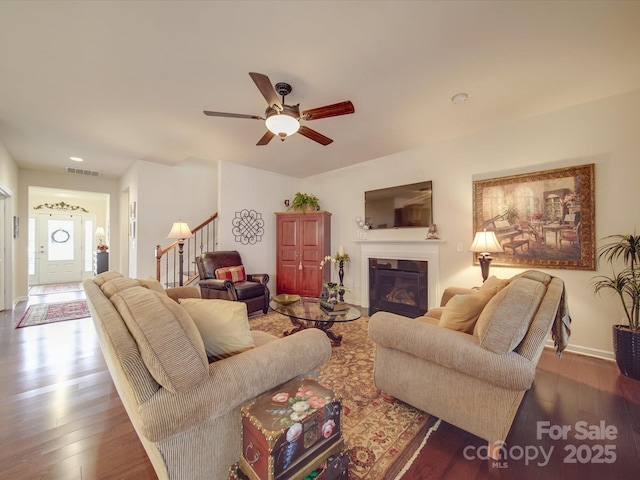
[451,93,469,104]
[69,156,83,162]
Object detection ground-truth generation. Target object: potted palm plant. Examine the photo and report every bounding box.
[592,233,640,379]
[288,192,320,213]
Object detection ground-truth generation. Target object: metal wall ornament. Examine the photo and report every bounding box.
[33,201,89,212]
[232,209,265,245]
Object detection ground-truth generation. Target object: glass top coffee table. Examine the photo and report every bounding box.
[269,297,362,346]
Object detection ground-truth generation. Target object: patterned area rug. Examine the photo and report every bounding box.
[249,312,441,480]
[29,282,84,295]
[16,300,91,328]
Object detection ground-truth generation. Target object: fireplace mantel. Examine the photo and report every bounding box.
[355,239,443,313]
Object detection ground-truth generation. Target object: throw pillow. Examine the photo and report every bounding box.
[479,275,510,293]
[178,298,255,360]
[215,265,247,283]
[438,287,498,334]
[111,287,209,394]
[475,277,547,354]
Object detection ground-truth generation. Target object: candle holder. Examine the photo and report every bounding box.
[338,260,345,302]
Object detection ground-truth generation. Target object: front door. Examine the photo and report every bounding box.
[37,213,83,284]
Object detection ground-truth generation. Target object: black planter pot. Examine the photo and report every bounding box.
[613,325,640,380]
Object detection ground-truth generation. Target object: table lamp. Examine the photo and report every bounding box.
[167,221,193,286]
[95,226,105,247]
[470,230,504,282]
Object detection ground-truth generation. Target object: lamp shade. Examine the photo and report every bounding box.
[167,221,193,240]
[265,113,300,137]
[95,227,105,238]
[470,231,503,254]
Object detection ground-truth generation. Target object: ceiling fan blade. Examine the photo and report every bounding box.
[256,130,276,146]
[301,101,355,120]
[298,126,333,146]
[203,110,264,120]
[249,72,283,111]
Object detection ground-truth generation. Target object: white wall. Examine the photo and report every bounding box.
[300,89,640,359]
[120,159,219,279]
[0,140,19,307]
[217,161,299,294]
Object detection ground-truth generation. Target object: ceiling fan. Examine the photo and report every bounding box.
[204,72,355,146]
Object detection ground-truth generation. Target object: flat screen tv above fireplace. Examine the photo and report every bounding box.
[364,181,432,229]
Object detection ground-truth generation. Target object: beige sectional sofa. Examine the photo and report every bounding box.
[84,272,332,480]
[368,270,569,458]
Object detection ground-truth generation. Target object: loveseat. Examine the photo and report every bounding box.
[84,272,332,480]
[368,270,569,458]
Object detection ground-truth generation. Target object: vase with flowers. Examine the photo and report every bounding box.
[320,246,350,302]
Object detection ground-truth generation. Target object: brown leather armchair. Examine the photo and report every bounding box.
[195,251,270,315]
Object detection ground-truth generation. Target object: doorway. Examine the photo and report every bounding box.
[0,192,5,309]
[31,213,96,285]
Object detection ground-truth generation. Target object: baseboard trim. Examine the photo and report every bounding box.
[13,296,28,308]
[544,339,614,361]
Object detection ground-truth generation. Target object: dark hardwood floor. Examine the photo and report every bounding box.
[1,287,639,479]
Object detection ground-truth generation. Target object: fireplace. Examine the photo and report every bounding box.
[357,239,442,316]
[369,258,428,317]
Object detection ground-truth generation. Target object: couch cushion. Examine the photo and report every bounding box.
[438,287,497,334]
[111,286,209,394]
[94,271,123,286]
[421,307,445,321]
[101,277,142,298]
[101,276,168,299]
[234,281,266,300]
[475,277,547,354]
[138,277,166,294]
[516,270,552,286]
[215,265,247,283]
[178,298,255,360]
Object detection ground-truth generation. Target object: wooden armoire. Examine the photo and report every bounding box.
[275,211,331,297]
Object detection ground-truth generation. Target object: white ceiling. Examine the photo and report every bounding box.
[1,1,640,179]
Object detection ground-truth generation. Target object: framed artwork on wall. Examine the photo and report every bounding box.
[473,163,595,270]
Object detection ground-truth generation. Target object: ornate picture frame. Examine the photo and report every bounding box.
[473,163,595,270]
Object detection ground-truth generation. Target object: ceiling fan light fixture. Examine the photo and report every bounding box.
[265,113,300,137]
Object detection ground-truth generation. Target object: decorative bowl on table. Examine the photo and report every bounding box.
[272,294,301,306]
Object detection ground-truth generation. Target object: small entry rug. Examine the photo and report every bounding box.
[29,282,84,295]
[247,312,441,480]
[16,300,91,328]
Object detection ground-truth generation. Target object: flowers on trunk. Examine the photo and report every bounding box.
[270,384,332,427]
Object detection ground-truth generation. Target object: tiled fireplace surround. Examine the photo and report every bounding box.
[356,239,442,314]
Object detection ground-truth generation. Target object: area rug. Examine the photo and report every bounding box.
[16,300,91,328]
[29,282,84,295]
[248,312,441,480]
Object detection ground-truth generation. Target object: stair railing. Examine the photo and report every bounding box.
[155,213,218,288]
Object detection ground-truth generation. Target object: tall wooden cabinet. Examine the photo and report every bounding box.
[275,211,331,297]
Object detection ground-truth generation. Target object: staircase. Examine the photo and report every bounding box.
[155,213,217,287]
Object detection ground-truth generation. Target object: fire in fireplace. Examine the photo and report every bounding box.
[368,258,428,317]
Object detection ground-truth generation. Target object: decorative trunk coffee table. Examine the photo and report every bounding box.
[269,297,361,346]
